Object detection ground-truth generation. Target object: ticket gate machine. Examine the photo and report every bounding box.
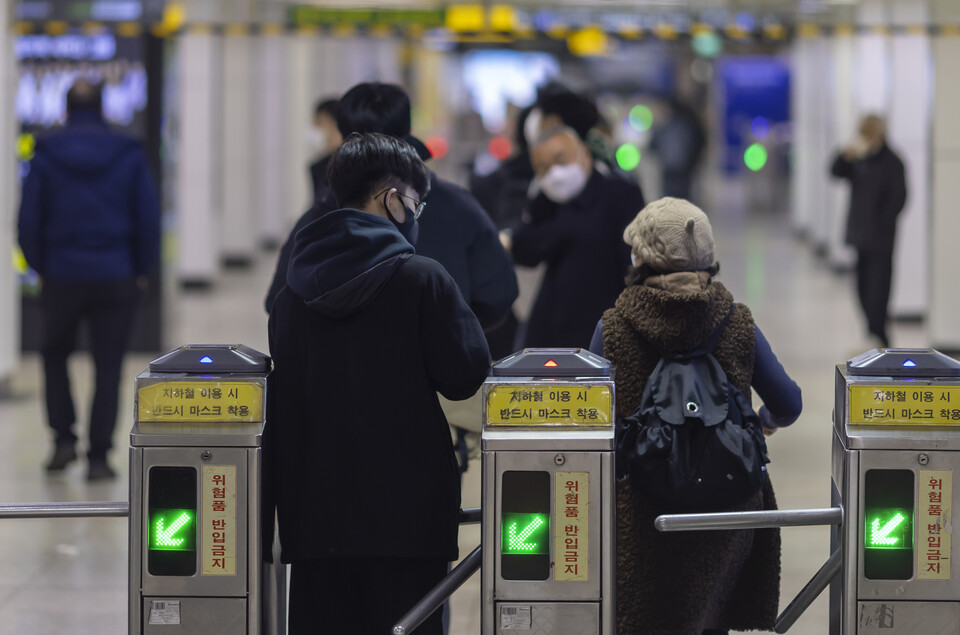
[129,345,271,634]
[481,348,615,635]
[833,348,960,634]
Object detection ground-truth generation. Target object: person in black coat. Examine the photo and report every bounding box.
[18,80,160,480]
[265,83,518,331]
[307,97,341,204]
[830,115,907,347]
[265,133,490,635]
[512,125,645,349]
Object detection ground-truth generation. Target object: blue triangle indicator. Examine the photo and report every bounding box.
[199,356,213,364]
[903,359,916,367]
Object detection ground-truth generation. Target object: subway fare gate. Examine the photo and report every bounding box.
[129,345,271,634]
[482,349,615,635]
[834,348,960,634]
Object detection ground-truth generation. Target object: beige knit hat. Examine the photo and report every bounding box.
[623,197,715,272]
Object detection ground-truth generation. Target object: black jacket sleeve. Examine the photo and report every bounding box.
[830,152,854,179]
[420,262,491,401]
[511,196,568,267]
[881,155,907,224]
[465,204,519,327]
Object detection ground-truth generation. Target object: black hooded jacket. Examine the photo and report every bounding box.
[830,143,907,253]
[265,209,490,562]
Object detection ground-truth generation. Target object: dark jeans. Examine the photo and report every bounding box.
[289,556,447,635]
[856,249,894,346]
[41,278,138,459]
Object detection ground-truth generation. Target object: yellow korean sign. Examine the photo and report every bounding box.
[555,472,588,582]
[137,381,263,423]
[849,385,960,426]
[485,384,612,426]
[918,470,952,580]
[201,466,237,576]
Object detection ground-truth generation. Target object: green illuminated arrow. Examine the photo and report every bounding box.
[155,513,191,547]
[507,516,544,552]
[871,513,906,546]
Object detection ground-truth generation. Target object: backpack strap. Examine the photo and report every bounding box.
[664,306,734,361]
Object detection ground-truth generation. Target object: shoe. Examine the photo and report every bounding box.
[86,459,117,481]
[45,445,78,472]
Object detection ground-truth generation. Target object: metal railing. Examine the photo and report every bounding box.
[0,501,129,519]
[656,506,844,633]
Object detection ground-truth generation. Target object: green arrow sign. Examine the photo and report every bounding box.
[501,513,549,555]
[865,509,912,550]
[150,509,196,552]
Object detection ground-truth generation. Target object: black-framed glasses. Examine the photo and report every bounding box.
[377,188,427,220]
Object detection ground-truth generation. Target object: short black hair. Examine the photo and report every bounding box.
[337,83,411,139]
[535,82,599,141]
[315,98,339,121]
[327,133,429,210]
[66,79,103,115]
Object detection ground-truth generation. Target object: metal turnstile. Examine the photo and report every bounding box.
[833,347,960,634]
[129,344,271,634]
[481,348,615,635]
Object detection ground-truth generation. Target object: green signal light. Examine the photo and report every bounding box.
[865,509,913,550]
[744,143,768,171]
[501,513,549,555]
[150,509,196,551]
[616,143,641,171]
[628,105,654,132]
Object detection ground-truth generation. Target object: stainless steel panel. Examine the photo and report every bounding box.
[495,603,599,635]
[139,447,249,597]
[247,448,261,635]
[482,431,614,453]
[131,423,263,448]
[130,447,144,634]
[494,451,603,602]
[599,454,614,635]
[142,597,246,635]
[857,450,960,602]
[483,450,498,635]
[857,601,960,634]
[843,446,860,635]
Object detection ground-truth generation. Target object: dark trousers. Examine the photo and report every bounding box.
[289,557,447,635]
[855,249,894,346]
[40,278,138,459]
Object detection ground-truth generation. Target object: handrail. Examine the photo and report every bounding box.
[655,507,842,532]
[392,545,482,635]
[0,501,129,519]
[774,549,842,633]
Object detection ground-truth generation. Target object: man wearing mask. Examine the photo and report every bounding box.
[265,133,490,634]
[830,115,907,348]
[511,126,645,348]
[307,98,342,204]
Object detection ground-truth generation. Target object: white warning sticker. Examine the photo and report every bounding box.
[148,600,181,625]
[501,605,532,630]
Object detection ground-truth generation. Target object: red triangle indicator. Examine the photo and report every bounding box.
[544,360,558,367]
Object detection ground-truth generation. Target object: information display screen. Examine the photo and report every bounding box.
[500,471,550,580]
[148,467,197,576]
[864,469,915,580]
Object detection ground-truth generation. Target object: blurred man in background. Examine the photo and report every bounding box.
[511,125,644,349]
[650,98,706,201]
[307,97,341,204]
[17,79,160,480]
[830,115,907,348]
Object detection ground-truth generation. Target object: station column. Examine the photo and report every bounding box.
[0,3,18,388]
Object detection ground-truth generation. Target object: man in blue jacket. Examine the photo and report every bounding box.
[18,80,161,480]
[265,133,490,634]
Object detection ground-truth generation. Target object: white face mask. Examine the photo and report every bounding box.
[307,127,328,158]
[540,161,588,204]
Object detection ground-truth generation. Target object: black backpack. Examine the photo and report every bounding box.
[618,312,769,513]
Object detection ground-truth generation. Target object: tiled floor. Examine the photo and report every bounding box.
[0,186,926,634]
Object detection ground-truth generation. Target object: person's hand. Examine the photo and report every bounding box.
[762,426,777,437]
[499,230,513,252]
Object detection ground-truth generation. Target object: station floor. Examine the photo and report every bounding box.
[0,187,927,634]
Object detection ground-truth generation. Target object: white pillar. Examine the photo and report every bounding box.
[176,31,221,285]
[888,3,932,319]
[256,32,290,248]
[826,28,857,269]
[929,30,960,349]
[0,6,19,384]
[790,30,823,237]
[219,32,257,266]
[286,32,313,223]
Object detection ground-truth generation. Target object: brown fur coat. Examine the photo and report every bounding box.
[602,275,781,634]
